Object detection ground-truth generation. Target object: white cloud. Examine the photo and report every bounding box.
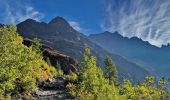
[68,21,82,32]
[102,0,170,47]
[3,1,43,24]
[68,20,92,35]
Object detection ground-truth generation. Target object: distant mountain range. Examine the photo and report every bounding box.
[89,31,170,77]
[16,17,149,82]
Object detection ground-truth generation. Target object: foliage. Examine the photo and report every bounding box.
[68,48,117,100]
[158,77,167,89]
[104,56,118,85]
[0,26,56,99]
[32,38,42,55]
[55,61,63,76]
[46,59,63,76]
[65,72,78,82]
[67,48,170,100]
[66,83,76,93]
[0,26,169,100]
[118,77,170,100]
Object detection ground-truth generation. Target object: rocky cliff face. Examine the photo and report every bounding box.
[23,39,79,74]
[43,46,79,74]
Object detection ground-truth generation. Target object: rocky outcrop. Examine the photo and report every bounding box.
[42,45,79,74]
[35,76,76,100]
[23,39,79,74]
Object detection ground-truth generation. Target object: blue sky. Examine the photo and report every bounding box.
[0,0,104,34]
[1,0,170,47]
[32,0,105,34]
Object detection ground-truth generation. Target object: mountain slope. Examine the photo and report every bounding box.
[17,17,149,82]
[89,31,170,77]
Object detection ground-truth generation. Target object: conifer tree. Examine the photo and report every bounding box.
[104,56,118,85]
[55,61,63,75]
[32,38,42,55]
[46,57,52,66]
[72,48,117,99]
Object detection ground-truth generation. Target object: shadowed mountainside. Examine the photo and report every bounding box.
[16,17,149,82]
[89,31,170,77]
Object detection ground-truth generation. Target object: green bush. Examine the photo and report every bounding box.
[69,48,117,100]
[0,26,56,99]
[65,72,78,82]
[67,48,170,100]
[118,77,170,100]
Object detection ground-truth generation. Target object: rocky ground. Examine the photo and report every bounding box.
[21,39,78,100]
[34,76,76,100]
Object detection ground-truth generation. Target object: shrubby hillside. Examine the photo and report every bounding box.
[0,26,169,100]
[67,48,170,100]
[0,26,56,99]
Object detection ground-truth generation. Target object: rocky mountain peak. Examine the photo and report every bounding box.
[23,18,38,24]
[48,16,70,27]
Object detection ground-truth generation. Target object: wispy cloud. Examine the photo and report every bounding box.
[2,0,43,24]
[68,20,89,34]
[68,21,82,32]
[102,0,170,47]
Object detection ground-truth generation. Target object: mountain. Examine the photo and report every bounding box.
[89,31,170,77]
[16,17,149,82]
[0,24,5,27]
[23,39,79,74]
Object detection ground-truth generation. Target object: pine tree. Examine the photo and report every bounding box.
[32,38,42,55]
[55,61,63,75]
[72,48,117,99]
[46,57,52,66]
[104,56,118,85]
[158,77,167,89]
